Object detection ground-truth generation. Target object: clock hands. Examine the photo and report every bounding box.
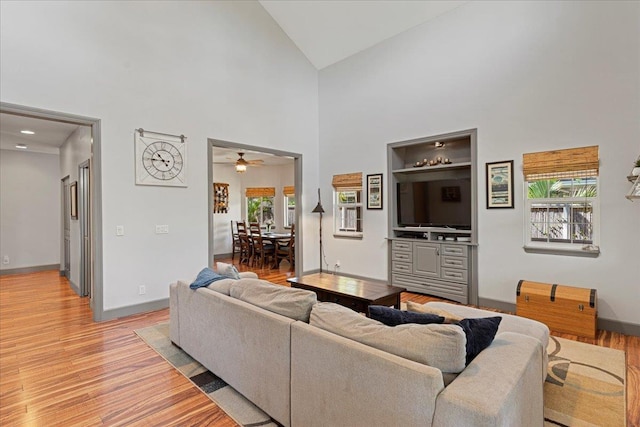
[152,152,171,167]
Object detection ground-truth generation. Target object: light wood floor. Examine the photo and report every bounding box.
[1,263,637,426]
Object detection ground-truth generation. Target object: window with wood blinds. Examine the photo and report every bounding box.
[332,173,363,238]
[246,187,275,228]
[283,186,295,228]
[523,146,600,256]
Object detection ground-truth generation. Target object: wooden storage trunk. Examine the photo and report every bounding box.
[516,280,597,338]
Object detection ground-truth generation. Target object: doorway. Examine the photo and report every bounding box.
[0,102,104,321]
[207,139,303,276]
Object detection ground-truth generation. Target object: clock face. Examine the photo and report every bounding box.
[142,141,184,180]
[135,133,187,187]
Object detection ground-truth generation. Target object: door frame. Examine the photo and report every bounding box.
[78,159,91,298]
[207,139,303,276]
[61,175,71,280]
[1,102,105,321]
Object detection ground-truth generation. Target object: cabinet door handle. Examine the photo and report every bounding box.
[436,249,439,256]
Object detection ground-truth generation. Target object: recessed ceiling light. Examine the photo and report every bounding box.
[20,130,35,135]
[15,144,28,149]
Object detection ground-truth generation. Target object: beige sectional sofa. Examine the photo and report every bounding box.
[170,277,549,427]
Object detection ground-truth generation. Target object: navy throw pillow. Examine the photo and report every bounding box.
[456,316,502,365]
[368,305,445,327]
[190,267,228,289]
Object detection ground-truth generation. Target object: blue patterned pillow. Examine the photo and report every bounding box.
[190,267,227,289]
[368,305,445,326]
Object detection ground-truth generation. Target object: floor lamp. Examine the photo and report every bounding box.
[311,188,325,273]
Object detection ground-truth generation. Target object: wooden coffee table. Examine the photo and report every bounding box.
[287,273,406,315]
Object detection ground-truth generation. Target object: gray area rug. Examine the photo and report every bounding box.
[135,322,279,427]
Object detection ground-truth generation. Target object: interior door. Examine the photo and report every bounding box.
[62,176,71,280]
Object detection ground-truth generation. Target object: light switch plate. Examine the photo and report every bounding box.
[155,225,169,234]
[116,225,124,236]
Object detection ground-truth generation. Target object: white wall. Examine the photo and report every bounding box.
[318,1,640,324]
[0,149,60,270]
[0,1,319,311]
[212,163,295,256]
[59,126,92,288]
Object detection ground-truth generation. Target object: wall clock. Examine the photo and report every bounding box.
[135,129,187,187]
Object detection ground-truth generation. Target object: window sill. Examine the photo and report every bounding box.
[523,244,600,258]
[333,232,363,239]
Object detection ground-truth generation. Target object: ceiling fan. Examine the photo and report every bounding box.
[234,152,263,173]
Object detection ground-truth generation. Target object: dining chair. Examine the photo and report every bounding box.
[231,221,242,261]
[275,223,295,269]
[250,231,276,269]
[238,231,252,265]
[249,222,261,235]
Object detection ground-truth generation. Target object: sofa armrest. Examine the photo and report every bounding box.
[433,332,544,427]
[291,321,444,427]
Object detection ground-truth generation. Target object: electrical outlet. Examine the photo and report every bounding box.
[2,255,9,265]
[139,285,146,295]
[335,260,340,268]
[116,225,124,236]
[155,225,169,234]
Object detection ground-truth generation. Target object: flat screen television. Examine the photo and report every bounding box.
[397,178,471,229]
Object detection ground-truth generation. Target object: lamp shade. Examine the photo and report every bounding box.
[311,188,324,213]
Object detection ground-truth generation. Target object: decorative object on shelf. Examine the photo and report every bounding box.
[311,188,325,273]
[70,181,78,220]
[366,173,383,209]
[213,182,229,213]
[135,128,187,187]
[632,157,640,177]
[486,160,514,209]
[626,175,640,201]
[626,156,640,201]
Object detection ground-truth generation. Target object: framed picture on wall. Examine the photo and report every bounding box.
[486,160,514,209]
[70,181,78,219]
[367,173,383,209]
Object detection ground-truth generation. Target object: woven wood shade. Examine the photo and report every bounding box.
[245,187,275,197]
[283,186,295,196]
[332,172,363,189]
[523,146,599,181]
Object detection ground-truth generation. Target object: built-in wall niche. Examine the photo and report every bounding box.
[387,129,478,305]
[391,136,472,171]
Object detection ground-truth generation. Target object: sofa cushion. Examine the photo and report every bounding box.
[190,267,229,289]
[310,302,466,373]
[457,316,502,365]
[206,278,237,295]
[368,305,444,326]
[406,301,463,323]
[216,262,241,279]
[230,278,317,322]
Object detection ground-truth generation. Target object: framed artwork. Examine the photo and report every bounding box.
[213,182,229,213]
[486,160,514,209]
[367,173,383,210]
[70,181,78,219]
